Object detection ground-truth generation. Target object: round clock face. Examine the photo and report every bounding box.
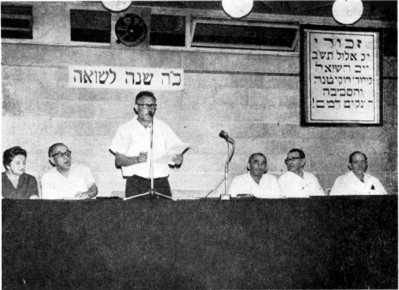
[332,0,364,25]
[115,14,147,46]
[222,0,253,19]
[102,1,131,12]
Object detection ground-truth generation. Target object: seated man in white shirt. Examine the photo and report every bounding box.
[41,143,98,199]
[330,151,387,196]
[228,152,283,198]
[278,148,325,198]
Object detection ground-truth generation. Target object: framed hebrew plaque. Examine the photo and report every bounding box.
[301,25,382,126]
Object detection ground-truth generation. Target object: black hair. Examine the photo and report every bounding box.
[135,91,157,104]
[3,146,27,169]
[287,148,305,159]
[48,142,67,158]
[248,152,267,164]
[349,151,368,163]
[247,152,267,172]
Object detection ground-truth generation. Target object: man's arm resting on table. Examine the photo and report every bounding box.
[76,183,98,199]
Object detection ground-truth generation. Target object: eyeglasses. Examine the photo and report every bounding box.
[52,150,72,158]
[136,103,157,109]
[285,156,302,162]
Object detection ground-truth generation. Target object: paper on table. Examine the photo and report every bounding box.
[154,143,190,164]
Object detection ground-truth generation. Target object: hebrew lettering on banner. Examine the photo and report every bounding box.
[69,66,184,91]
[304,28,380,124]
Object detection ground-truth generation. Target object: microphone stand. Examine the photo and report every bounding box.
[203,138,235,199]
[222,140,235,198]
[125,115,172,200]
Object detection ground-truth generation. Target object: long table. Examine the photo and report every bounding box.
[2,196,397,289]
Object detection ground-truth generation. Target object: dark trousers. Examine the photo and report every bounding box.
[125,175,172,199]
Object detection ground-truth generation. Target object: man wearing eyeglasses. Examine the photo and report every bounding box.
[41,143,98,199]
[278,148,325,197]
[109,91,186,198]
[330,151,387,195]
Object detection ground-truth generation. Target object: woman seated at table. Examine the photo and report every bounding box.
[2,146,39,199]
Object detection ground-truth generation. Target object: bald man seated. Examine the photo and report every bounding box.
[330,151,388,196]
[228,152,283,198]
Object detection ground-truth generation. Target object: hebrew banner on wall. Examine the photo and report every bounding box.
[301,26,381,125]
[68,66,184,90]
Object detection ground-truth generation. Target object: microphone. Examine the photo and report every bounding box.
[219,130,235,144]
[148,110,155,117]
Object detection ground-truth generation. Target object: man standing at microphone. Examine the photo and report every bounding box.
[109,91,186,198]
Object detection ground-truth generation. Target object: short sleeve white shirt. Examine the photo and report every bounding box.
[278,171,325,198]
[229,172,283,198]
[330,171,387,196]
[109,116,184,178]
[41,163,96,199]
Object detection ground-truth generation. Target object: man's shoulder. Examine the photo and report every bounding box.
[333,171,354,184]
[118,118,138,130]
[365,172,380,182]
[337,171,351,179]
[42,167,58,180]
[154,118,171,129]
[263,172,278,181]
[303,171,320,180]
[278,171,292,180]
[71,163,91,173]
[232,173,249,182]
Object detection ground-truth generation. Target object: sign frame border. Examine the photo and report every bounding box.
[300,24,383,127]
